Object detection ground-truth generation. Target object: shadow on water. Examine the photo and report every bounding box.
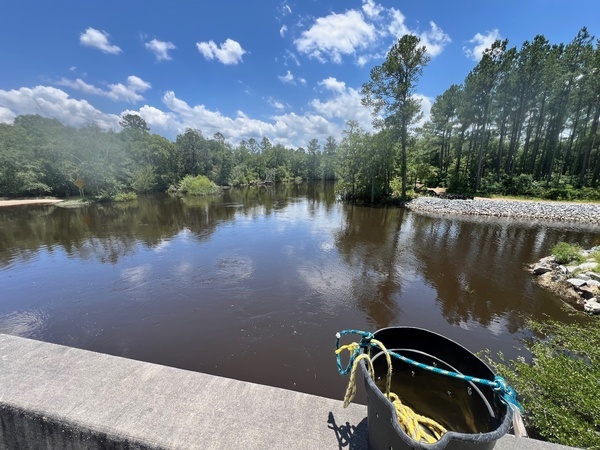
[0,182,598,401]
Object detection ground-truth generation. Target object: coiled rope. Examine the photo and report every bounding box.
[335,329,526,443]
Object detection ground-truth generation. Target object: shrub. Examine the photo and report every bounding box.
[551,242,585,265]
[131,165,157,193]
[114,192,137,202]
[490,320,600,448]
[178,175,221,196]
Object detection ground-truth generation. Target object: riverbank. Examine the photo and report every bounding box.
[406,196,600,224]
[0,198,64,207]
[529,246,600,313]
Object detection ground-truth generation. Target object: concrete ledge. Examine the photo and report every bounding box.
[0,334,579,449]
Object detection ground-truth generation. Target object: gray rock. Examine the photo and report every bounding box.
[557,265,568,274]
[587,272,600,282]
[577,274,591,281]
[566,278,587,288]
[583,299,600,314]
[565,266,578,274]
[578,262,599,271]
[579,286,598,300]
[533,265,553,275]
[586,279,600,287]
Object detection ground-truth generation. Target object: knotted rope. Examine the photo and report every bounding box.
[335,329,527,443]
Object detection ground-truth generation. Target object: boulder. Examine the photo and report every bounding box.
[532,265,552,275]
[583,299,600,314]
[578,262,599,271]
[566,266,578,274]
[566,278,587,288]
[579,286,599,300]
[586,279,600,287]
[587,272,600,282]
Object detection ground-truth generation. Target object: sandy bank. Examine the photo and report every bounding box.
[0,198,64,207]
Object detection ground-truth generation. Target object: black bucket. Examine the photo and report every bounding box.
[361,327,512,450]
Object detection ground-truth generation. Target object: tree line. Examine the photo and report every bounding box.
[1,28,599,201]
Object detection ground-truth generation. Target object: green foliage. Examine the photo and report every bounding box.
[551,242,585,264]
[131,165,157,193]
[113,192,137,202]
[491,320,600,448]
[177,175,221,196]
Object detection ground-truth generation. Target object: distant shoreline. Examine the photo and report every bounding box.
[0,198,64,207]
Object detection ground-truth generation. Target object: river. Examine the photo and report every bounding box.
[0,183,598,401]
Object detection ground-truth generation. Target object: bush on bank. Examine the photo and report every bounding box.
[490,320,600,448]
[177,175,221,196]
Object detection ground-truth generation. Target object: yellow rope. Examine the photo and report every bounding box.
[336,340,447,444]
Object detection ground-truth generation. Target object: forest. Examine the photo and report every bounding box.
[1,28,599,202]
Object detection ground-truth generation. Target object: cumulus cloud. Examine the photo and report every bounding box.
[464,29,502,61]
[388,11,450,57]
[419,22,451,57]
[79,27,122,55]
[196,38,246,65]
[57,75,151,103]
[295,3,450,64]
[145,38,176,61]
[278,70,305,85]
[311,77,372,129]
[362,0,384,18]
[0,106,16,123]
[0,86,120,128]
[295,10,376,63]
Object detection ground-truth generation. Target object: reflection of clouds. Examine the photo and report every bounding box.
[487,316,509,336]
[297,263,353,315]
[320,241,334,252]
[0,309,48,338]
[121,264,152,286]
[215,256,254,282]
[152,239,172,253]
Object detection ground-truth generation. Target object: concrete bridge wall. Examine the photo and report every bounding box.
[0,334,578,449]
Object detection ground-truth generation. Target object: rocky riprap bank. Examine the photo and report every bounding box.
[530,247,600,314]
[406,197,600,224]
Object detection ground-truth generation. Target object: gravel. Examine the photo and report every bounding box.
[406,197,600,225]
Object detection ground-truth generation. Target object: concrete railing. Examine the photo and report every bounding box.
[0,334,579,449]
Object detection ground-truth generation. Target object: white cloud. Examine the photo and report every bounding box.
[362,0,384,18]
[284,50,300,66]
[79,27,122,55]
[196,38,246,65]
[56,78,104,96]
[145,38,176,61]
[318,77,346,93]
[57,75,151,103]
[412,93,433,127]
[279,70,305,85]
[295,10,377,63]
[419,21,451,57]
[464,29,502,61]
[388,8,410,39]
[268,97,285,110]
[311,78,372,129]
[294,3,450,65]
[0,106,16,123]
[280,25,287,38]
[0,86,120,129]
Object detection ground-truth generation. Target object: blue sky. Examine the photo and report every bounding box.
[1,0,599,148]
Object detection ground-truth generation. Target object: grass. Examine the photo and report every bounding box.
[551,242,586,265]
[489,319,600,448]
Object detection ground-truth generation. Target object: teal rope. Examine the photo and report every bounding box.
[335,329,523,412]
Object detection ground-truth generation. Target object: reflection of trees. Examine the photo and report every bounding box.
[334,204,407,329]
[0,182,340,266]
[408,213,596,330]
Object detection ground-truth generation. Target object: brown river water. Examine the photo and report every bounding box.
[0,183,598,402]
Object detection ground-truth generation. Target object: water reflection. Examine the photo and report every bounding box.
[0,183,598,400]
